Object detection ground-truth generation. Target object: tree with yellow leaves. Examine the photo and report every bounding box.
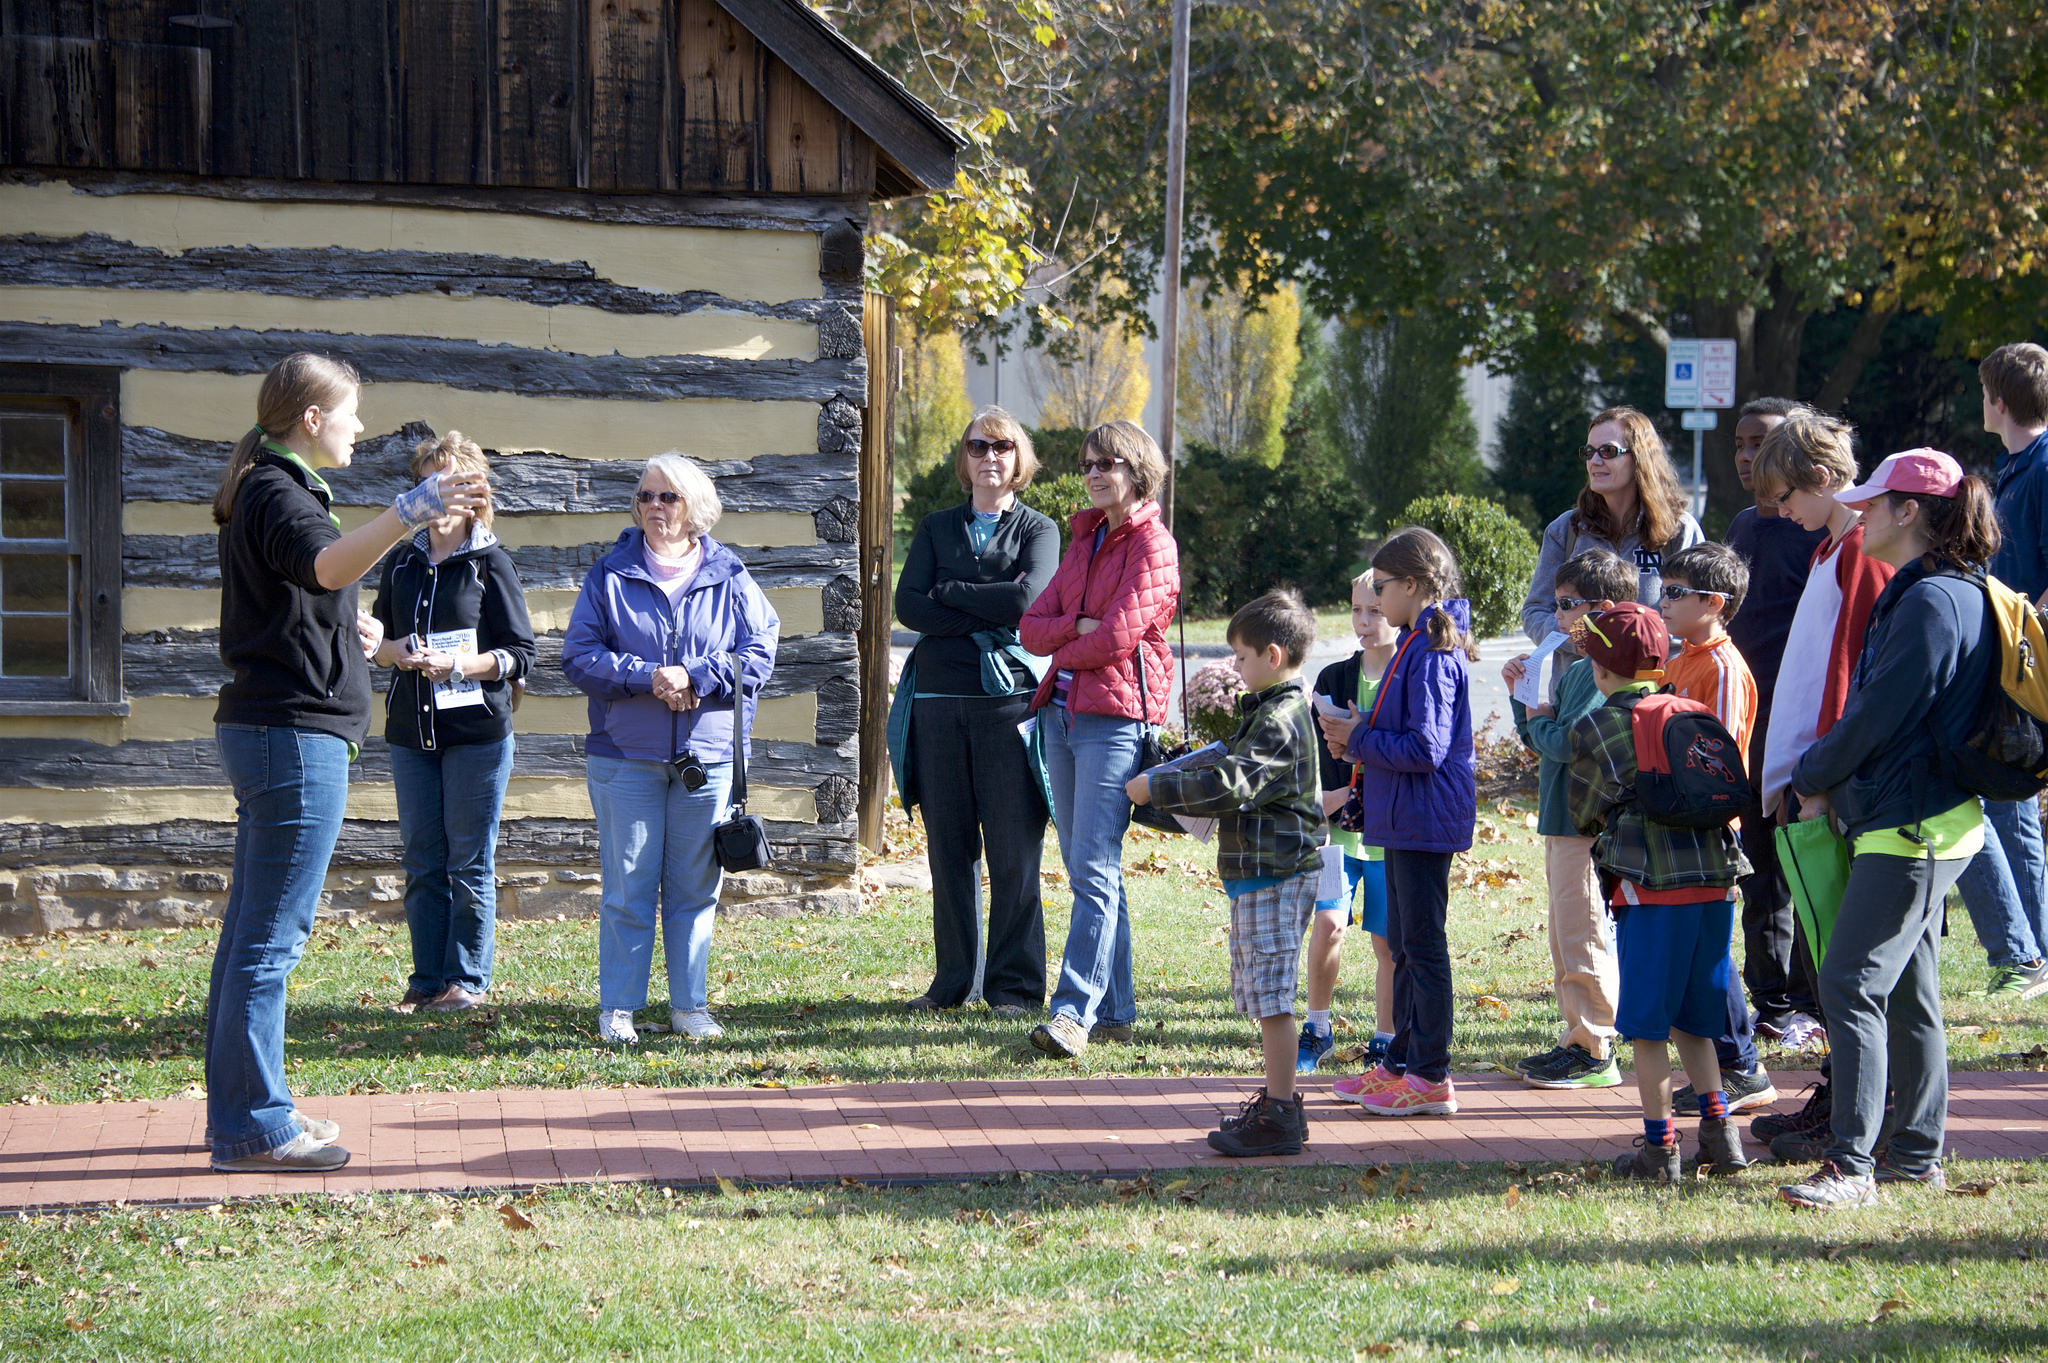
[1028,320,1151,432]
[894,325,974,494]
[1177,278,1301,466]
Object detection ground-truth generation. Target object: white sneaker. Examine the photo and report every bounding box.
[211,1130,351,1173]
[597,1009,639,1044]
[2020,959,2048,1002]
[1779,1012,1827,1048]
[671,1008,724,1039]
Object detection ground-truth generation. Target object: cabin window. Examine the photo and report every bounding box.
[0,366,122,713]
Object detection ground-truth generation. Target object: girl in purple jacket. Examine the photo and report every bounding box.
[1317,527,1477,1117]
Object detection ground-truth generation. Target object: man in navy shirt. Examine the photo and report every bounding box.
[1724,398,1827,1039]
[1970,344,2048,1001]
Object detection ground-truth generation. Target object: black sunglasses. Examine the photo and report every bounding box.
[1661,584,1717,602]
[1580,443,1633,463]
[1079,455,1128,475]
[1553,595,1593,613]
[636,489,683,505]
[966,437,1017,458]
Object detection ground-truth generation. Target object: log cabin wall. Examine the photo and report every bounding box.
[0,0,957,933]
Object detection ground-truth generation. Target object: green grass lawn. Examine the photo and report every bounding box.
[9,1158,2048,1359]
[8,805,2048,1359]
[5,800,2046,1106]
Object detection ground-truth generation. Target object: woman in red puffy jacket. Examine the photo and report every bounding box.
[1018,420,1181,1057]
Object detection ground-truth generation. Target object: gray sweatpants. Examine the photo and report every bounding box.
[1817,847,1963,1177]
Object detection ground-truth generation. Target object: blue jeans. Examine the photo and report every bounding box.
[587,752,733,1012]
[1955,798,2048,968]
[391,736,514,995]
[1041,706,1140,1029]
[205,725,351,1161]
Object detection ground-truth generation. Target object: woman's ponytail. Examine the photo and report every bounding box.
[212,352,362,524]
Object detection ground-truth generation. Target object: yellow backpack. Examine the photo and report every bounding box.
[1941,572,2048,799]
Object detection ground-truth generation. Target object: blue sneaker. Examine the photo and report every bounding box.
[1296,1024,1335,1074]
[1363,1032,1392,1065]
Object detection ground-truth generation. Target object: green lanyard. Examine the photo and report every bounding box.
[263,441,340,528]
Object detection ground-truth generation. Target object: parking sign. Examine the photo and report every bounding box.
[1665,339,1702,408]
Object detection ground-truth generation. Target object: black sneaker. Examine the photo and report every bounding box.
[1612,1137,1682,1183]
[1522,1043,1623,1090]
[1751,1081,1830,1144]
[1207,1089,1306,1157]
[1693,1117,1751,1176]
[1514,1044,1566,1076]
[1672,1065,1779,1115]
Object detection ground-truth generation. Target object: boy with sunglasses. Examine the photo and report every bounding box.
[1503,549,1637,1089]
[1658,542,1777,1116]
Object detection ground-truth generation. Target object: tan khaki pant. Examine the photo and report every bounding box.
[1546,834,1619,1057]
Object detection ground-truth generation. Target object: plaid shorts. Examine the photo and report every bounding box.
[1229,870,1319,1019]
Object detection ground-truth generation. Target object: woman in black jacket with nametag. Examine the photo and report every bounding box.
[893,408,1060,1014]
[371,431,536,1016]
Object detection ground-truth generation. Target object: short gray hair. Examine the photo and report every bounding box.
[639,452,722,536]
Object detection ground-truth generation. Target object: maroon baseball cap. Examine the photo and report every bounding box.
[1579,602,1668,681]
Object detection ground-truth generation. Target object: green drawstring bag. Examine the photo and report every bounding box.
[1776,818,1852,969]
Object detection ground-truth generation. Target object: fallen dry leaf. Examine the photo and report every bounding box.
[715,1175,741,1198]
[336,1041,368,1055]
[1870,1296,1912,1323]
[497,1203,535,1231]
[1356,1346,1396,1359]
[1490,1277,1521,1296]
[408,1253,447,1268]
[1504,1185,1523,1210]
[1950,1179,2001,1197]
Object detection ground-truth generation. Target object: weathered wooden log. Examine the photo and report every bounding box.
[0,732,855,790]
[39,169,871,234]
[122,534,857,593]
[0,817,859,874]
[118,629,860,699]
[121,425,858,518]
[0,323,868,404]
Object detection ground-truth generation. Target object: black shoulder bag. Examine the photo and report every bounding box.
[712,650,773,872]
[1129,636,1192,835]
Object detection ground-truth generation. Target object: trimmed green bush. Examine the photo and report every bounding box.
[1394,493,1538,640]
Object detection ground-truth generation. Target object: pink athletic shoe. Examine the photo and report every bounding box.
[1332,1065,1406,1105]
[1354,1073,1458,1117]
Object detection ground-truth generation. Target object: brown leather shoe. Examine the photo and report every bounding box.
[421,984,484,1012]
[392,987,435,1014]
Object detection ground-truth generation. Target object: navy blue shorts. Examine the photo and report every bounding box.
[1613,895,1736,1043]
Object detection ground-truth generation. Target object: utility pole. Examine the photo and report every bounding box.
[1158,0,1190,531]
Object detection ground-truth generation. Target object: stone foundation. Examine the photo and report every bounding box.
[0,861,861,937]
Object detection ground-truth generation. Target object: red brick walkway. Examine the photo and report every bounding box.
[2,1070,2042,1210]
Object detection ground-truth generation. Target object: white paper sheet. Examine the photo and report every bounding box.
[426,627,486,710]
[1511,631,1573,710]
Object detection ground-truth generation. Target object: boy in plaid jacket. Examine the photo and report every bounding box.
[1129,588,1325,1156]
[1567,603,1753,1183]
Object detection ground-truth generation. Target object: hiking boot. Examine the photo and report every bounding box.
[1673,1065,1778,1115]
[1206,1089,1307,1157]
[671,1008,724,1040]
[1751,1081,1830,1144]
[904,994,954,1013]
[1514,1044,1567,1077]
[1296,1024,1336,1074]
[1091,1020,1136,1044]
[1874,1157,1946,1190]
[597,1009,639,1044]
[1029,1014,1089,1058]
[1522,1044,1623,1090]
[1354,1074,1458,1117]
[1779,1159,1879,1210]
[988,1002,1036,1018]
[1693,1117,1751,1176]
[1612,1137,1682,1183]
[1332,1064,1406,1104]
[211,1130,352,1173]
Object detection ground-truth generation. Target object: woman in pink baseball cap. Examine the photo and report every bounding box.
[1777,448,2001,1210]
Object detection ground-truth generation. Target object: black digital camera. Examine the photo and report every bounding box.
[670,750,709,791]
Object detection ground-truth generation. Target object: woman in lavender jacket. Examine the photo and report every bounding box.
[562,453,779,1046]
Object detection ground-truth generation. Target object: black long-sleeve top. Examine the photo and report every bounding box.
[894,501,1060,695]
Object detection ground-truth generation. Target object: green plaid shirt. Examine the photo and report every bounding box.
[1566,685,1750,894]
[1148,679,1326,882]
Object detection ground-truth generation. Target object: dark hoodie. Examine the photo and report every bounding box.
[371,525,537,751]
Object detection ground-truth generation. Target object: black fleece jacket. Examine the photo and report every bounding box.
[371,527,537,751]
[894,501,1060,695]
[213,453,370,743]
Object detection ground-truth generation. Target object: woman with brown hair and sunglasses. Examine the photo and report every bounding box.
[891,407,1061,1014]
[1521,406,1704,647]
